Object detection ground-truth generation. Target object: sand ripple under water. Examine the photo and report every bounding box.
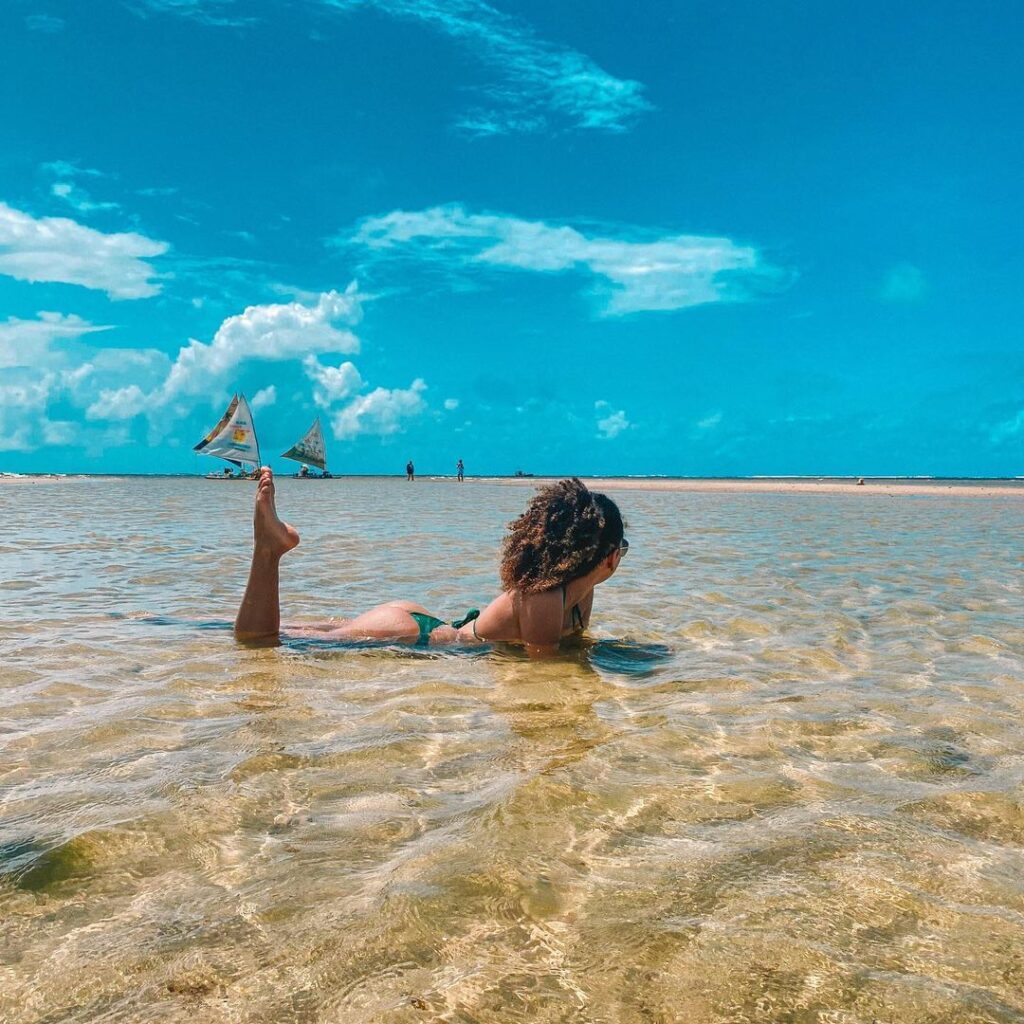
[1,478,1023,1023]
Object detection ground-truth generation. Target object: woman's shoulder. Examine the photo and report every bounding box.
[514,585,566,619]
[478,586,558,624]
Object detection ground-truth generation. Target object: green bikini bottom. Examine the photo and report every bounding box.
[409,608,480,644]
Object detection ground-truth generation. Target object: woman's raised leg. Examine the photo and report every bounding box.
[234,468,300,640]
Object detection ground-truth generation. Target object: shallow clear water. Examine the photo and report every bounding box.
[2,478,1023,1023]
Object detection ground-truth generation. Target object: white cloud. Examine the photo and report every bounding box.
[60,349,171,412]
[0,375,53,413]
[130,0,650,134]
[41,161,104,179]
[0,370,58,451]
[881,263,927,303]
[93,347,171,377]
[303,355,363,408]
[0,202,168,299]
[695,411,722,431]
[0,426,34,452]
[125,0,253,27]
[595,401,629,439]
[991,409,1024,445]
[0,284,428,453]
[79,351,174,422]
[26,14,65,32]
[329,0,651,134]
[0,312,113,369]
[159,285,362,400]
[42,420,79,446]
[50,180,122,216]
[40,160,116,211]
[444,397,460,410]
[349,205,777,315]
[330,379,427,439]
[86,385,148,421]
[250,384,278,411]
[61,363,95,390]
[54,285,427,449]
[0,311,171,448]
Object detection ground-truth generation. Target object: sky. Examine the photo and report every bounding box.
[0,0,1021,477]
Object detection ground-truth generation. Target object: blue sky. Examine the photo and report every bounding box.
[1,0,1021,476]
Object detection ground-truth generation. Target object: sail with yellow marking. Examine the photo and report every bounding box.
[193,393,261,470]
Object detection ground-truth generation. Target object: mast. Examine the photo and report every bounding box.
[245,393,262,470]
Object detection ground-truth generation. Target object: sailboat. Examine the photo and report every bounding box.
[281,417,331,478]
[194,393,262,479]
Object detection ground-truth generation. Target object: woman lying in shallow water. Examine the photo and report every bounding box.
[235,468,628,657]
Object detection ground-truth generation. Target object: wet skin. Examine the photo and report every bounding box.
[234,468,623,657]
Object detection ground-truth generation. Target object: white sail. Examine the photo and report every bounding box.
[194,393,261,468]
[281,417,327,472]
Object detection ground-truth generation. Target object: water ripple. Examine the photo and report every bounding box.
[1,479,1022,1022]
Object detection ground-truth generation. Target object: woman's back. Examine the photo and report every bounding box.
[458,581,593,644]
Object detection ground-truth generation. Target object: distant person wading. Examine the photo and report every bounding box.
[406,460,415,482]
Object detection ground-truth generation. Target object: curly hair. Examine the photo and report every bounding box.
[499,478,624,593]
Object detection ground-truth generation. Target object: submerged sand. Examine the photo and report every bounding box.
[2,476,1024,1023]
[2,474,1021,497]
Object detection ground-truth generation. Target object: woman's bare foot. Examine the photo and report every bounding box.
[254,467,300,557]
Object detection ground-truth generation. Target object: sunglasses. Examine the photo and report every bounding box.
[617,537,629,557]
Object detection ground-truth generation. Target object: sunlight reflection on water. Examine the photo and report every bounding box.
[1,477,1023,1022]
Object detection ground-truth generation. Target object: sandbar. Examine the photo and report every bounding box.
[479,477,1024,498]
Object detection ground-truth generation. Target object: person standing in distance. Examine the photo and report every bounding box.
[456,458,464,482]
[406,460,415,482]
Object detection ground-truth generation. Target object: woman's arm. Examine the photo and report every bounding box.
[577,589,595,629]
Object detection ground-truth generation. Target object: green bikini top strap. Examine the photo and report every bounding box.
[451,608,480,629]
